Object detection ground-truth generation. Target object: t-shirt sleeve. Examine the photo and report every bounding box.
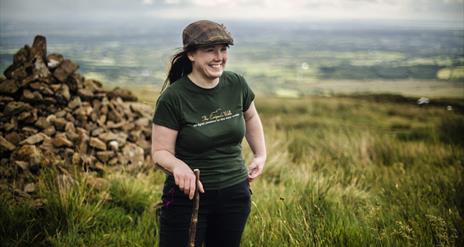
[152,94,181,130]
[240,75,255,112]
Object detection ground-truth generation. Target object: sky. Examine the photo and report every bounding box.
[0,0,463,24]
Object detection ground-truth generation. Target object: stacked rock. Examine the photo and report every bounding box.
[0,35,153,195]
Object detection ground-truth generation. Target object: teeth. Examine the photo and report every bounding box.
[210,64,221,68]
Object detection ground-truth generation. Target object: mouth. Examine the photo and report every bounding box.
[209,63,223,69]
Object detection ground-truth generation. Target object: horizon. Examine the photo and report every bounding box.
[1,0,463,27]
[1,18,463,47]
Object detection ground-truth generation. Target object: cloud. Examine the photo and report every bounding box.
[142,0,463,22]
[0,0,462,23]
[142,0,154,5]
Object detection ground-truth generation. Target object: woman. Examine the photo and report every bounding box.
[151,20,266,247]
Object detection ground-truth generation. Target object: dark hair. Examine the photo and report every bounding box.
[160,48,194,93]
[160,43,229,94]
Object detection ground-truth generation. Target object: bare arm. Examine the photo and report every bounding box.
[244,101,267,182]
[151,123,204,199]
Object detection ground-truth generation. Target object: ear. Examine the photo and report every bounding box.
[187,51,195,62]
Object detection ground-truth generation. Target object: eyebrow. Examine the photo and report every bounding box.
[201,44,228,50]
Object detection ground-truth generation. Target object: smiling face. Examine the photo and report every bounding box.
[187,44,228,82]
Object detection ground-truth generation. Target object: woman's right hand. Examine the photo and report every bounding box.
[172,163,205,200]
[151,124,205,199]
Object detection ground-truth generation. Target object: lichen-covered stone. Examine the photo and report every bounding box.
[0,135,16,151]
[0,79,19,94]
[53,59,78,82]
[53,133,73,148]
[89,137,107,151]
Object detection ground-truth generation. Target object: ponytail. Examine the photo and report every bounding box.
[160,49,193,94]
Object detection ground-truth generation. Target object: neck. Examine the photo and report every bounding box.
[188,70,220,89]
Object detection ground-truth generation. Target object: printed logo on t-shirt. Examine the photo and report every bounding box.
[193,108,240,127]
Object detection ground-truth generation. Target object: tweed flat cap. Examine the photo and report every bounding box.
[182,20,234,50]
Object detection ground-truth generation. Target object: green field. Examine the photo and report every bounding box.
[1,93,463,246]
[2,24,463,95]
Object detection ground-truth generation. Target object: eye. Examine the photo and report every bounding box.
[200,47,214,53]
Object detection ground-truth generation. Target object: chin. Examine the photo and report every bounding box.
[215,70,224,77]
[207,70,223,79]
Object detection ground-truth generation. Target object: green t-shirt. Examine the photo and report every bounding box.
[153,71,255,190]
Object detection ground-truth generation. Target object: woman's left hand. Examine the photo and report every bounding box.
[247,156,266,182]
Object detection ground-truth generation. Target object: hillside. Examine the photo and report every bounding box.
[1,36,463,246]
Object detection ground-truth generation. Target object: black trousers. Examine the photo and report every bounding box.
[159,179,251,247]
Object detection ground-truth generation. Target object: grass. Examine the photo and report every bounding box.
[0,167,164,246]
[1,95,463,246]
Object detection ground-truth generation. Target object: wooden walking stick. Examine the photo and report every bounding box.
[153,163,201,247]
[188,169,200,247]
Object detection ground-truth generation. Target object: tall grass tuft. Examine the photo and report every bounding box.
[1,167,161,246]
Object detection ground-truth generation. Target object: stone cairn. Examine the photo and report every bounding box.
[0,35,153,198]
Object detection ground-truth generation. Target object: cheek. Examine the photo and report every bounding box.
[220,55,228,64]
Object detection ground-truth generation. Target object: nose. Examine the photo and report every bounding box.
[213,50,222,61]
